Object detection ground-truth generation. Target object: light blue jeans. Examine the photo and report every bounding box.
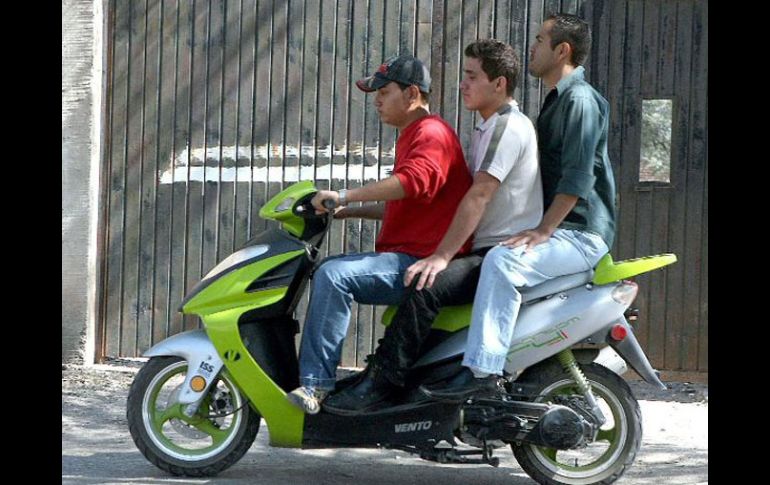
[299,251,418,390]
[462,229,609,375]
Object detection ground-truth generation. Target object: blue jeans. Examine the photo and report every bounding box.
[462,229,609,375]
[299,251,418,390]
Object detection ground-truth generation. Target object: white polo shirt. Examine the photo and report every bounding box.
[469,100,543,250]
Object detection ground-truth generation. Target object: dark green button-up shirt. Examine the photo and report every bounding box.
[537,66,617,248]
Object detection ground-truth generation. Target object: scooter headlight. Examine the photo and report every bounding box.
[275,197,295,212]
[611,281,638,306]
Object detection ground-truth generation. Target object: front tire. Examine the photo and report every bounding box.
[511,362,641,485]
[127,356,261,476]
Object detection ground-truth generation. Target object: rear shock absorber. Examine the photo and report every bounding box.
[556,350,606,426]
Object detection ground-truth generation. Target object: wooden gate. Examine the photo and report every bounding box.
[98,0,707,377]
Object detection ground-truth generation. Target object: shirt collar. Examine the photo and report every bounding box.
[554,65,585,95]
[475,100,518,132]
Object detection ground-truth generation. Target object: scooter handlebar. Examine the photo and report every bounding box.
[292,193,337,218]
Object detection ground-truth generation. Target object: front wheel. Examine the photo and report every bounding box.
[127,356,261,476]
[511,362,642,485]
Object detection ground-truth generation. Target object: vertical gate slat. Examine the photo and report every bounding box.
[664,0,693,371]
[167,0,192,337]
[605,0,623,258]
[399,0,416,54]
[699,40,708,373]
[266,0,287,208]
[522,0,542,119]
[681,0,707,371]
[619,0,645,347]
[183,0,209,331]
[585,0,608,97]
[340,0,368,367]
[151,0,177,346]
[659,0,677,98]
[252,0,272,237]
[646,189,670,369]
[416,0,432,66]
[299,0,320,182]
[637,0,660,362]
[540,0,559,107]
[325,0,351,259]
[234,0,257,249]
[441,0,461,128]
[215,0,239,263]
[285,0,304,186]
[292,0,322,328]
[137,0,161,354]
[698,161,708,372]
[645,2,673,371]
[199,0,224,281]
[105,0,129,357]
[120,0,149,356]
[457,0,478,147]
[429,0,444,114]
[641,0,660,96]
[494,0,511,41]
[509,0,527,106]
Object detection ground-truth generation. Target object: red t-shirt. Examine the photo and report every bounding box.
[376,114,473,258]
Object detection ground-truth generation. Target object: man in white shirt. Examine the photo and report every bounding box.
[324,39,543,414]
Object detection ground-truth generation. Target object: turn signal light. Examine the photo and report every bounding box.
[190,375,207,392]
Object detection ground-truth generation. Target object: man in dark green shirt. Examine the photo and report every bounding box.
[422,13,618,399]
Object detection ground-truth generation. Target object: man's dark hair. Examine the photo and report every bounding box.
[464,39,520,97]
[546,13,592,66]
[395,81,430,104]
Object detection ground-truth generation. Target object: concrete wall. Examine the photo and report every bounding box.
[62,0,102,363]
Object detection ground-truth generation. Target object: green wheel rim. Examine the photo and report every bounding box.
[530,379,628,477]
[142,361,245,461]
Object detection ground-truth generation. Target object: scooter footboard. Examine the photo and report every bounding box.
[302,401,461,448]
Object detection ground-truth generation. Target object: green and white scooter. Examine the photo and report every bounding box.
[127,181,676,484]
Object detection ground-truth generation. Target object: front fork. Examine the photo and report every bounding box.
[556,350,606,426]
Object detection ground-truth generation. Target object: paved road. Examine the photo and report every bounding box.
[62,364,707,484]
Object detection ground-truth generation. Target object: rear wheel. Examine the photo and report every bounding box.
[511,363,641,485]
[127,356,260,476]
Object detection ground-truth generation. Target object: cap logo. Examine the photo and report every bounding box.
[377,63,388,74]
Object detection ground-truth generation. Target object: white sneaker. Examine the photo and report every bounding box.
[286,386,328,414]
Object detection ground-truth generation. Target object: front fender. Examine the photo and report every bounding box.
[143,330,225,404]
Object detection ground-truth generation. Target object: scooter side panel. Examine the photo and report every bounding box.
[203,309,306,448]
[413,284,627,376]
[180,229,308,311]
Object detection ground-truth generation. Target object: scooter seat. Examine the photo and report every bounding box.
[381,270,595,333]
[519,269,594,303]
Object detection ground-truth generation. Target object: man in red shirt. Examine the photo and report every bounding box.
[287,54,472,414]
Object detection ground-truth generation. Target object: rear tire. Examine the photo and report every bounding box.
[127,356,260,476]
[511,363,641,485]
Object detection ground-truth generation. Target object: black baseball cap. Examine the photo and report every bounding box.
[356,54,431,93]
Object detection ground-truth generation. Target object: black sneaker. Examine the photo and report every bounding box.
[419,368,498,401]
[323,364,400,415]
